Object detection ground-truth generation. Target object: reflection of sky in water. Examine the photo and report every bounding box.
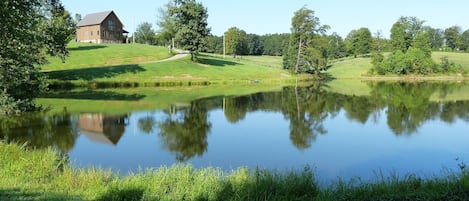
[68,106,469,185]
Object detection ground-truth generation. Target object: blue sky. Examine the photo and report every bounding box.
[62,0,469,38]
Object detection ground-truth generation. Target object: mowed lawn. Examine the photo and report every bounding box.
[43,42,172,71]
[43,43,298,85]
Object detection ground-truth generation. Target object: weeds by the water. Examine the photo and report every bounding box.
[1,141,469,200]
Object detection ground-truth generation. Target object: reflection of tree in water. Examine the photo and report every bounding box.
[138,115,156,134]
[369,82,453,135]
[0,108,78,152]
[440,101,469,123]
[224,96,249,123]
[158,101,211,162]
[281,85,329,150]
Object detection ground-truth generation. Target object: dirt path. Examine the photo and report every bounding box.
[154,49,190,63]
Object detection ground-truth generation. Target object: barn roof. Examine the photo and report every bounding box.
[77,11,119,27]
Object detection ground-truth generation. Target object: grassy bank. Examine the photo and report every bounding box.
[43,43,308,88]
[1,141,469,201]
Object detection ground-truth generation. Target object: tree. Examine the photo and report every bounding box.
[373,17,440,75]
[135,22,156,44]
[156,1,177,48]
[412,31,432,57]
[390,16,425,52]
[390,22,408,52]
[283,7,329,74]
[444,26,462,51]
[204,35,223,54]
[0,0,74,114]
[461,29,469,51]
[247,34,264,55]
[372,30,389,52]
[74,13,82,24]
[171,0,210,61]
[326,33,347,59]
[423,26,444,49]
[224,27,248,57]
[261,33,289,56]
[345,27,372,57]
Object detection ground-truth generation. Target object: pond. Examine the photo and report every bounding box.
[1,81,469,184]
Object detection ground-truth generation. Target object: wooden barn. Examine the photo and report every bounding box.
[76,11,128,44]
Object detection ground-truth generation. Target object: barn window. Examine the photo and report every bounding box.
[108,20,115,31]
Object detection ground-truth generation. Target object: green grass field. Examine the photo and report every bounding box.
[44,42,172,71]
[43,43,304,87]
[1,141,469,201]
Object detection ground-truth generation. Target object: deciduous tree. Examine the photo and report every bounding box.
[0,0,74,114]
[135,22,156,45]
[444,26,462,51]
[171,0,210,61]
[461,29,469,52]
[423,26,444,49]
[345,28,372,57]
[156,1,177,48]
[224,27,248,57]
[283,7,329,74]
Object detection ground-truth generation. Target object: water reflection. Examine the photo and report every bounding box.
[1,82,469,162]
[158,101,212,161]
[0,108,78,151]
[79,114,129,145]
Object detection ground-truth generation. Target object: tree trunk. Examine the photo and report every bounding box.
[295,38,302,74]
[295,80,301,122]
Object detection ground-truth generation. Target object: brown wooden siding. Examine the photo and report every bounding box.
[76,12,124,44]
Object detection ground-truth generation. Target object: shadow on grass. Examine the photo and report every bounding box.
[0,188,83,201]
[321,72,336,82]
[45,64,145,81]
[97,187,144,201]
[68,45,107,51]
[41,90,146,101]
[199,57,239,67]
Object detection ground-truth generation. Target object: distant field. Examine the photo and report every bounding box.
[43,43,303,87]
[327,52,469,80]
[432,51,469,68]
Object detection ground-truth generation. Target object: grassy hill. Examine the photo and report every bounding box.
[43,42,172,71]
[43,43,304,87]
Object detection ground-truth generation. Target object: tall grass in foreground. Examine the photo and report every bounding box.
[1,141,469,200]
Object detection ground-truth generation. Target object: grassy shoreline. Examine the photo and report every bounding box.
[1,141,469,200]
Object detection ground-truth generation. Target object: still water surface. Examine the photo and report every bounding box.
[2,82,469,183]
